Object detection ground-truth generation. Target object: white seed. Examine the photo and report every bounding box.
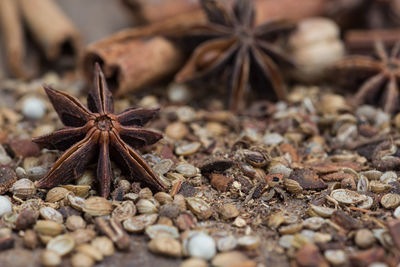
[41,250,61,267]
[11,178,36,199]
[187,233,216,260]
[136,199,158,214]
[381,193,400,209]
[22,97,46,119]
[380,171,397,184]
[0,196,12,217]
[262,133,284,145]
[330,189,366,204]
[217,235,237,252]
[71,252,94,267]
[91,237,115,257]
[145,224,179,239]
[40,207,63,224]
[211,251,249,267]
[148,234,182,258]
[303,217,325,230]
[355,229,375,249]
[46,235,75,256]
[66,216,86,231]
[237,236,261,250]
[123,214,158,233]
[175,142,201,156]
[175,162,198,177]
[279,235,294,249]
[76,244,103,262]
[324,249,347,265]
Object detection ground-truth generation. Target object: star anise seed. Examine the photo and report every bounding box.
[173,0,295,111]
[335,41,400,114]
[33,63,166,198]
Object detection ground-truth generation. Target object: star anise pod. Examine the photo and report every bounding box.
[335,41,400,114]
[33,64,166,198]
[174,0,295,111]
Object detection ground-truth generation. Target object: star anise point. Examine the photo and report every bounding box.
[33,65,166,198]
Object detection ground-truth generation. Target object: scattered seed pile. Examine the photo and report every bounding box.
[1,74,400,267]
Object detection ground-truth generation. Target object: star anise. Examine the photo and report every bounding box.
[335,41,400,114]
[33,64,166,198]
[174,0,295,111]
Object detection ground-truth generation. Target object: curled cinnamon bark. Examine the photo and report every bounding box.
[83,37,184,95]
[124,0,328,25]
[83,0,328,95]
[18,0,82,66]
[0,0,34,78]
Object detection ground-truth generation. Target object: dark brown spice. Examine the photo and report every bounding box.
[335,41,400,114]
[33,64,166,198]
[171,0,295,111]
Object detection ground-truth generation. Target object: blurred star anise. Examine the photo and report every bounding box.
[33,64,166,198]
[174,0,295,111]
[335,41,400,114]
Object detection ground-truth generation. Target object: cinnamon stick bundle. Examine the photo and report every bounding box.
[0,0,34,78]
[83,37,184,95]
[345,29,400,53]
[83,0,329,95]
[0,0,82,78]
[126,0,329,25]
[18,0,82,66]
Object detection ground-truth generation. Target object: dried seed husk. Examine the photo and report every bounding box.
[71,252,94,267]
[283,179,303,194]
[23,229,38,249]
[112,201,136,221]
[61,185,90,198]
[41,249,61,267]
[46,234,75,256]
[76,170,94,186]
[358,195,373,209]
[67,195,85,211]
[83,197,112,216]
[123,214,158,233]
[381,193,400,209]
[91,237,115,256]
[34,220,63,236]
[370,181,391,193]
[76,244,103,261]
[65,216,86,231]
[154,192,173,205]
[359,170,382,180]
[237,236,261,250]
[357,175,369,192]
[268,213,285,229]
[46,187,69,202]
[303,217,325,230]
[330,189,366,204]
[148,234,182,258]
[309,205,335,218]
[138,188,153,199]
[186,197,212,220]
[39,207,63,224]
[243,149,269,167]
[136,198,158,214]
[11,178,36,199]
[145,224,179,239]
[70,229,96,245]
[279,223,303,235]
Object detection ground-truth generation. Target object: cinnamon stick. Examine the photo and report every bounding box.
[18,0,82,66]
[127,0,328,25]
[345,29,400,53]
[83,37,184,95]
[83,0,329,95]
[0,0,34,78]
